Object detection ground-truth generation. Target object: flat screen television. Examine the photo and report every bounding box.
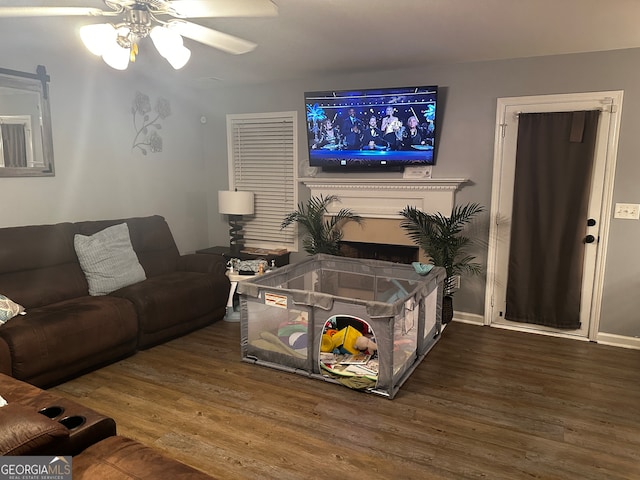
[304,85,438,171]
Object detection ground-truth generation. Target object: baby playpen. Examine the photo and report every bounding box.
[238,254,445,398]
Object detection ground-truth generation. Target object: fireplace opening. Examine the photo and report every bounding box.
[339,241,419,264]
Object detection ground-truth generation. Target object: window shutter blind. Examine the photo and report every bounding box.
[227,112,298,250]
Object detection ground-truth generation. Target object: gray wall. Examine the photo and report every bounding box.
[200,48,640,338]
[3,42,637,338]
[0,50,211,254]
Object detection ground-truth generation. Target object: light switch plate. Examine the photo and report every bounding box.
[614,203,640,219]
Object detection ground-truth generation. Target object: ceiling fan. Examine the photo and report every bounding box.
[0,0,278,70]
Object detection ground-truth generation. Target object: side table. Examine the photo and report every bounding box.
[224,271,255,322]
[196,246,290,268]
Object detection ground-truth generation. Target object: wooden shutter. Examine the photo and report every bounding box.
[227,111,298,250]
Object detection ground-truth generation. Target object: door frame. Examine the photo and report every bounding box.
[484,91,624,341]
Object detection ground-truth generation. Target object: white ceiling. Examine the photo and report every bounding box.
[4,0,640,85]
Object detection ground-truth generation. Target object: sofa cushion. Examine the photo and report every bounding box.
[124,216,182,276]
[112,271,228,348]
[0,296,138,387]
[0,222,88,308]
[0,403,69,455]
[0,293,24,324]
[74,223,146,296]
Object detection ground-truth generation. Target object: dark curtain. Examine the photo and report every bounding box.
[1,123,28,167]
[505,110,600,329]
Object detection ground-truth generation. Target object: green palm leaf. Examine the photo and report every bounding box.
[282,195,362,255]
[400,202,484,295]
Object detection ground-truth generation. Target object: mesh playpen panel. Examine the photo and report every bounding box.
[239,254,445,398]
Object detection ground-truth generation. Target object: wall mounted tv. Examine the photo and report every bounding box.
[305,85,438,171]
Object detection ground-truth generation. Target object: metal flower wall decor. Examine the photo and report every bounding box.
[131,91,171,155]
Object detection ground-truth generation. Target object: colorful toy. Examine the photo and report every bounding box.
[355,335,377,355]
[320,325,362,354]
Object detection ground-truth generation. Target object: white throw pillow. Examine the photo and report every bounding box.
[74,223,146,296]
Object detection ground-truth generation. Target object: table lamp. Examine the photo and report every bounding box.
[218,190,254,256]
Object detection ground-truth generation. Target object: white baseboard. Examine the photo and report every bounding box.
[597,332,640,350]
[451,311,640,350]
[451,311,484,325]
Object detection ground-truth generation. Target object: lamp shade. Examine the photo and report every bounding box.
[165,45,191,69]
[80,23,116,56]
[150,26,191,69]
[218,190,254,215]
[102,42,130,70]
[150,26,181,55]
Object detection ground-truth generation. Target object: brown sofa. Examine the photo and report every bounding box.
[0,215,230,388]
[0,373,217,479]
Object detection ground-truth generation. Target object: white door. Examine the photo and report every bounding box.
[485,91,623,340]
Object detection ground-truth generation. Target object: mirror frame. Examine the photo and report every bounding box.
[0,65,54,177]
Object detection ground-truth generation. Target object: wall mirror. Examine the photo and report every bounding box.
[0,65,54,177]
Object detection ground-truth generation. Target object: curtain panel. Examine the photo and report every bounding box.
[505,110,600,329]
[1,123,28,167]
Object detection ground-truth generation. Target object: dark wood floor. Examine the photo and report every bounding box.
[51,321,640,479]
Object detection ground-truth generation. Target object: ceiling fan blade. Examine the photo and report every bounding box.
[0,7,105,18]
[170,20,257,55]
[167,0,277,18]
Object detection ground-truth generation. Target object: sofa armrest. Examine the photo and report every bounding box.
[73,436,218,479]
[0,403,70,455]
[177,253,227,276]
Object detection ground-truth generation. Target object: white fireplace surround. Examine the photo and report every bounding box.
[300,177,468,219]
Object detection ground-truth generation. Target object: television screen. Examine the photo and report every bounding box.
[304,85,438,170]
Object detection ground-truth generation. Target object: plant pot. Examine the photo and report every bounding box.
[442,295,454,324]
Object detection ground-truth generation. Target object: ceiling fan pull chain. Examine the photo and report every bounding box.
[130,42,139,62]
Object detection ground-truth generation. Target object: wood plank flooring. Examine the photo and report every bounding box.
[51,321,640,479]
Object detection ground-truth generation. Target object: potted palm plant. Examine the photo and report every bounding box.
[281,194,363,255]
[399,202,485,323]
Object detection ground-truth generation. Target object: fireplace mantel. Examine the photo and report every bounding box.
[300,177,468,219]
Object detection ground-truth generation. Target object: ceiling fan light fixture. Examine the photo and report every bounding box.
[150,25,190,69]
[7,0,276,70]
[102,42,130,70]
[150,25,181,54]
[80,23,116,56]
[165,45,191,69]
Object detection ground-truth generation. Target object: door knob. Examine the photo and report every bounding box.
[587,218,596,227]
[585,235,596,243]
